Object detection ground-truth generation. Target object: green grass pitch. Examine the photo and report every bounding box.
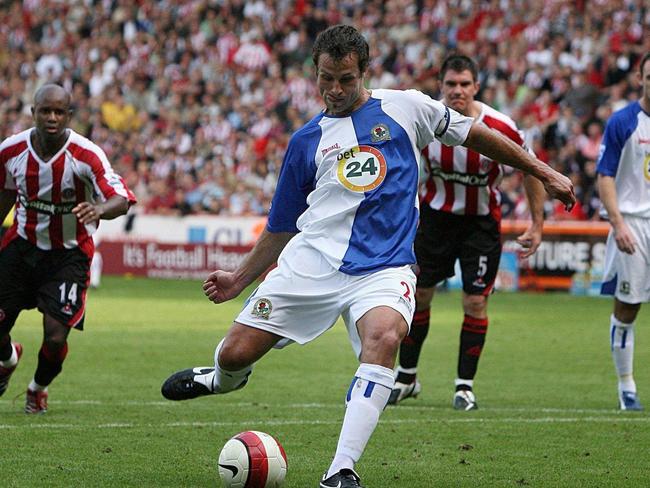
[1,276,648,487]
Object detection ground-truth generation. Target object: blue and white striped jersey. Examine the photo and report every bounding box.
[597,101,650,218]
[267,89,473,275]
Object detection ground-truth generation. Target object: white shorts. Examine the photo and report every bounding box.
[235,237,416,358]
[601,215,650,303]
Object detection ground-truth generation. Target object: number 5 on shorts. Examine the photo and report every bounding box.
[477,256,488,277]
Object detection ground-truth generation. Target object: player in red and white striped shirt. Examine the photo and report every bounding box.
[0,84,136,413]
[390,55,547,410]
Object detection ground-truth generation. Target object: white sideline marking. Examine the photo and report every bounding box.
[0,416,648,430]
[0,399,636,415]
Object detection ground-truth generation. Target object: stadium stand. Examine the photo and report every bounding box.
[0,0,648,221]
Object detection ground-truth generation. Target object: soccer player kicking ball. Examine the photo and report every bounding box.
[390,55,547,411]
[162,25,574,488]
[598,52,650,411]
[0,84,136,413]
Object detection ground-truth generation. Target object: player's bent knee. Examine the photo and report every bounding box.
[385,333,404,352]
[217,343,254,371]
[614,299,641,324]
[463,294,488,317]
[216,336,262,371]
[218,323,279,370]
[44,336,67,351]
[0,310,20,335]
[364,328,404,357]
[212,339,253,393]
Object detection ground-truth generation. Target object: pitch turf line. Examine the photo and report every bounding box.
[1,416,648,431]
[0,399,638,415]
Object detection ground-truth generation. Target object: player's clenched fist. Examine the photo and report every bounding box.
[203,270,245,304]
[542,169,576,210]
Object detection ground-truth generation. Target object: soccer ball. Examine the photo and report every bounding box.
[218,431,288,488]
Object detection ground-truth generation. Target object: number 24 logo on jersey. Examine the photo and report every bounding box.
[336,145,387,192]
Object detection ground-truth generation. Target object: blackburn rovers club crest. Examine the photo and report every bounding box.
[371,123,391,142]
[251,298,273,319]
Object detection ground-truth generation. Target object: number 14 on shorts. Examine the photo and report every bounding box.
[59,282,78,305]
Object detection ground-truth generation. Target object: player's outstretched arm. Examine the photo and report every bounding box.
[463,123,576,209]
[598,174,636,254]
[203,229,296,304]
[517,174,545,258]
[0,189,17,224]
[72,195,129,224]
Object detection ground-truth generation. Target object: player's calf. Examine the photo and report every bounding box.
[0,342,23,396]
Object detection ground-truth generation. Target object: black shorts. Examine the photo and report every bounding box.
[0,238,91,331]
[415,206,502,295]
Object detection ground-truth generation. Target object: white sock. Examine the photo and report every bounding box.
[395,366,417,377]
[455,378,474,390]
[0,344,18,368]
[610,314,636,392]
[197,339,253,393]
[90,251,103,288]
[326,363,393,478]
[28,380,47,392]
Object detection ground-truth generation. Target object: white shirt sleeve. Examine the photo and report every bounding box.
[435,104,474,147]
[399,89,473,149]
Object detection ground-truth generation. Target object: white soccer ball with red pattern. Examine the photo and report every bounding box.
[218,431,288,488]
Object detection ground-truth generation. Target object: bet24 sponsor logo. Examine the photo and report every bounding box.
[336,145,387,192]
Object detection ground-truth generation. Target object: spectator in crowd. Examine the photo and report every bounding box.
[100,86,141,133]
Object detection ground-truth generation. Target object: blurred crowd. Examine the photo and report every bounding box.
[1,0,648,221]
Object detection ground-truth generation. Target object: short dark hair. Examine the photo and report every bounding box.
[640,52,650,76]
[34,83,71,108]
[312,24,370,73]
[440,54,479,82]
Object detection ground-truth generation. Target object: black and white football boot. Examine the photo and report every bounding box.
[161,367,216,400]
[453,388,478,411]
[387,379,422,405]
[319,468,364,488]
